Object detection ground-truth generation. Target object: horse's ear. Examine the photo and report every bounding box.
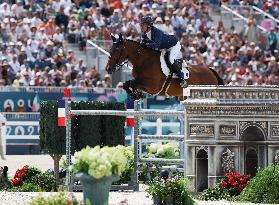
[119,33,123,42]
[110,33,117,42]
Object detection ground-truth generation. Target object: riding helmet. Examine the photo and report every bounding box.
[141,16,153,26]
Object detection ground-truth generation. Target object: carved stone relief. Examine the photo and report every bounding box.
[185,106,279,116]
[196,146,208,153]
[190,124,214,136]
[271,125,279,137]
[239,121,268,137]
[219,125,236,136]
[221,148,235,173]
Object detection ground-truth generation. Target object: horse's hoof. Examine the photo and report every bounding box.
[129,94,137,100]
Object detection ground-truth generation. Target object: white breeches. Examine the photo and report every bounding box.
[168,41,182,64]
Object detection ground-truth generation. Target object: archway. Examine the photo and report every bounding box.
[241,126,265,176]
[196,149,208,192]
[246,149,258,176]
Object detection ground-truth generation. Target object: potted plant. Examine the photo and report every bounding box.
[72,145,128,205]
[147,175,195,205]
[164,176,195,205]
[146,176,164,205]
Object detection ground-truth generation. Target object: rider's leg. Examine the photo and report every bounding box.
[169,42,186,87]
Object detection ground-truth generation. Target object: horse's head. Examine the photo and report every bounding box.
[106,33,127,74]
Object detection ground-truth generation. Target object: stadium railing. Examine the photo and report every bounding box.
[221,4,268,50]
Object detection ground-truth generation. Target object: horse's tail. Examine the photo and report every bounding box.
[209,68,224,85]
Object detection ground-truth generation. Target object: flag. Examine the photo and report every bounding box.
[126,116,135,127]
[32,94,40,112]
[58,100,66,127]
[64,88,71,97]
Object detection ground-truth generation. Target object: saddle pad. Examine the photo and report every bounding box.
[160,50,189,79]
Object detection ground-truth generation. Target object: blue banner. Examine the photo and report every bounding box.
[0,90,129,112]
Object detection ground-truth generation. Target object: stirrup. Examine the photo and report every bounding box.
[180,79,187,88]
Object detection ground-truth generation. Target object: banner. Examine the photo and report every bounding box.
[0,89,128,112]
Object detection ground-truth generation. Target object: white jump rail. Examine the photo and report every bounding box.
[70,110,184,117]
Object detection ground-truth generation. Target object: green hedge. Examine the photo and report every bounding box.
[237,165,279,204]
[40,100,126,154]
[71,101,126,150]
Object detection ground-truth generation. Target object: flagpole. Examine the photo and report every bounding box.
[65,88,72,191]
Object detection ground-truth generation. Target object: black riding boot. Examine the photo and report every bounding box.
[171,59,187,87]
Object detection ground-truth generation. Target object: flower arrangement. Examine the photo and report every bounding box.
[12,165,29,186]
[72,145,128,179]
[2,165,56,192]
[221,172,251,196]
[197,171,252,201]
[146,175,195,205]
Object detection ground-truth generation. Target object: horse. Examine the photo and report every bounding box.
[106,34,224,100]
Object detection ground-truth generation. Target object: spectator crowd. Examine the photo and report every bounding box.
[0,0,278,88]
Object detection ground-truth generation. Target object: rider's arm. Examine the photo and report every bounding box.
[145,29,163,50]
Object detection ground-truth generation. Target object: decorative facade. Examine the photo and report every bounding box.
[182,86,279,192]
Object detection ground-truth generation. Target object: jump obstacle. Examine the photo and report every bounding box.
[64,98,186,191]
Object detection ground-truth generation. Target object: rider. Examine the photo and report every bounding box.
[140,16,186,87]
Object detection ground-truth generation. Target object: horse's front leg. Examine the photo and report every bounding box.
[123,80,144,100]
[123,80,133,97]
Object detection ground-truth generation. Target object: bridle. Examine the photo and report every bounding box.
[110,40,129,71]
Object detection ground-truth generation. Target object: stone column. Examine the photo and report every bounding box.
[185,145,196,192]
[238,144,245,174]
[268,146,274,165]
[208,146,216,188]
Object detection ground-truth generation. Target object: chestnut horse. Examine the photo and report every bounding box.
[106,34,224,100]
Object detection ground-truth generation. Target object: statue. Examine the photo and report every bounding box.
[221,148,235,173]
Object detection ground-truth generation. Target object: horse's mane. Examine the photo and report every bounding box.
[125,39,140,44]
[125,39,160,54]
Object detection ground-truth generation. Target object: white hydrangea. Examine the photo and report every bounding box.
[73,145,128,179]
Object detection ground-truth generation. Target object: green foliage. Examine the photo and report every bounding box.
[146,178,164,197]
[30,192,81,205]
[173,178,196,205]
[5,186,22,192]
[40,101,70,155]
[237,165,279,204]
[29,172,56,192]
[5,166,56,192]
[101,102,126,146]
[21,183,40,192]
[197,186,233,201]
[26,167,41,179]
[114,146,134,184]
[72,101,126,149]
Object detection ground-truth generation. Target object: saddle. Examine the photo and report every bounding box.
[160,50,189,79]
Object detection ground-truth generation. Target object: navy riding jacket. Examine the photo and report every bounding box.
[142,26,178,50]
